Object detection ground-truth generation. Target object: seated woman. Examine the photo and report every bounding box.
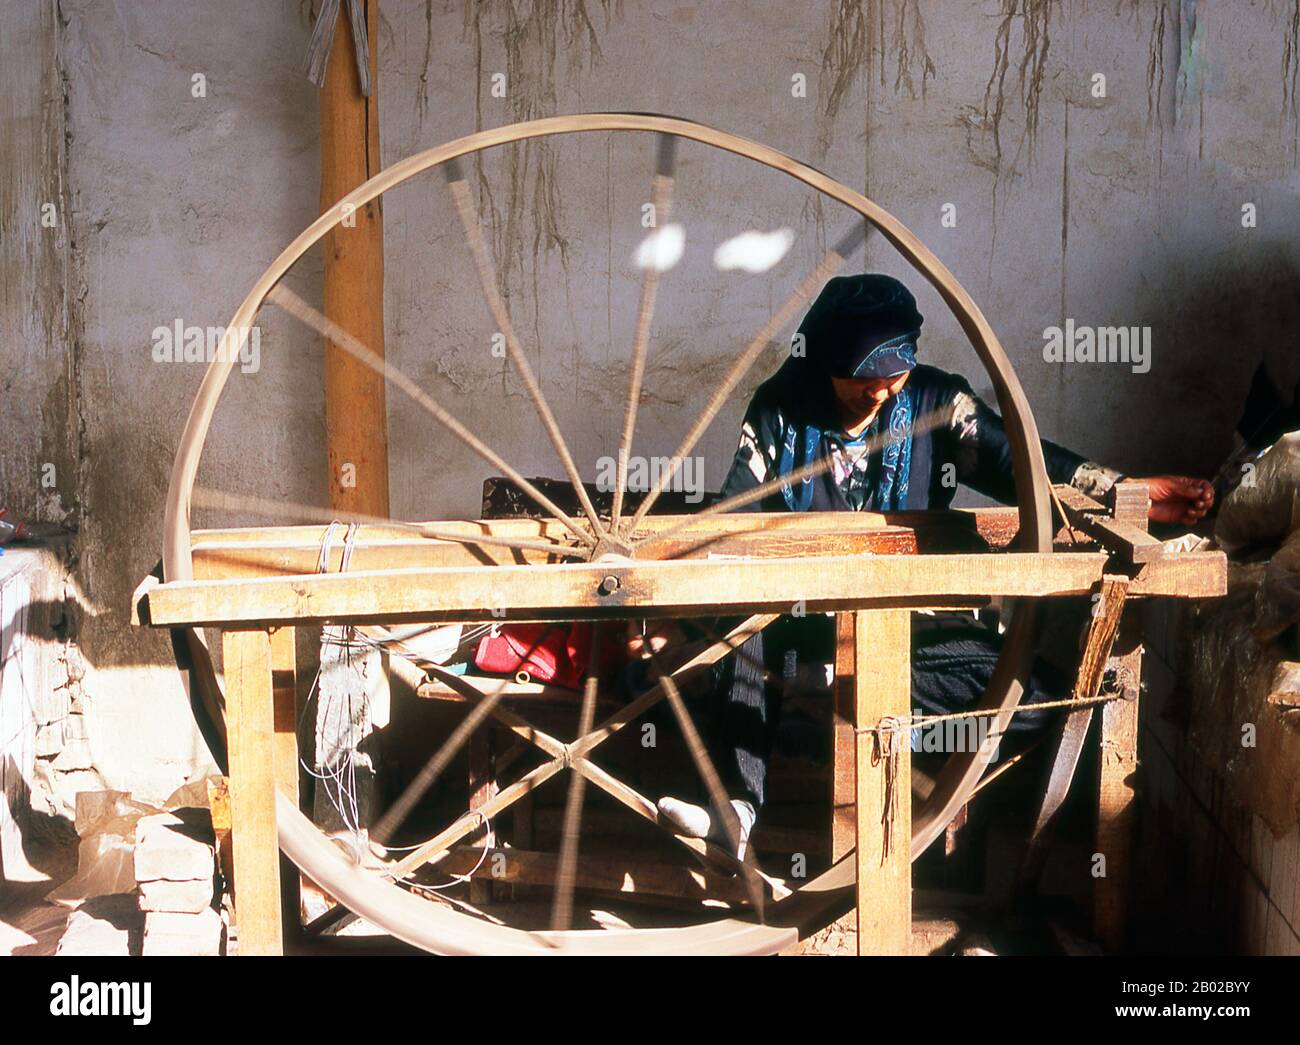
[645,273,1213,858]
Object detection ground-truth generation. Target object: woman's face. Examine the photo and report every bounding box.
[831,371,911,427]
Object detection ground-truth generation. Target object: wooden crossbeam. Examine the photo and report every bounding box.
[142,550,1226,628]
[1055,485,1164,565]
[191,520,919,577]
[571,756,790,899]
[356,617,767,897]
[191,511,904,544]
[222,630,282,955]
[190,505,1025,550]
[437,845,763,905]
[1017,575,1132,892]
[416,676,618,705]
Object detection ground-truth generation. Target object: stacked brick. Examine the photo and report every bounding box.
[133,809,224,955]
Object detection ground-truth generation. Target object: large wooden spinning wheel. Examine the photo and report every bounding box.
[155,113,1062,955]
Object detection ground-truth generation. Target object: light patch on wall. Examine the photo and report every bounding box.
[634,223,684,272]
[713,228,795,273]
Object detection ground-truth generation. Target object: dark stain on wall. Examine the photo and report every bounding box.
[983,0,1055,164]
[463,0,619,360]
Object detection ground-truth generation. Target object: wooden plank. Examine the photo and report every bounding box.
[270,628,298,801]
[1055,483,1162,564]
[221,629,283,956]
[1093,611,1143,951]
[191,522,919,577]
[1091,482,1149,952]
[482,473,1027,551]
[191,511,903,544]
[320,0,389,518]
[524,804,825,858]
[269,627,300,932]
[189,506,1030,548]
[1056,502,1163,564]
[831,612,856,862]
[439,845,757,904]
[1072,516,1164,565]
[1054,486,1105,514]
[417,676,613,705]
[854,609,911,955]
[467,729,496,904]
[1019,575,1131,892]
[1108,481,1151,527]
[144,550,1227,628]
[571,756,790,897]
[385,759,567,879]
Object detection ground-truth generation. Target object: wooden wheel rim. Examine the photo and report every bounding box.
[163,112,1054,954]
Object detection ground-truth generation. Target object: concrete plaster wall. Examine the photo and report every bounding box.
[2,0,1299,797]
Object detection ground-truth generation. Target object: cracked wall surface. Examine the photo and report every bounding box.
[3,0,1300,795]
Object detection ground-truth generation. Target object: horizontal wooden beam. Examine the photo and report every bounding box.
[191,511,903,545]
[188,504,1068,580]
[436,845,758,905]
[142,549,1225,629]
[416,677,616,705]
[1055,486,1165,565]
[191,516,920,578]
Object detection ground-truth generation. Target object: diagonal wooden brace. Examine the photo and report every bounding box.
[382,615,776,883]
[1015,573,1132,895]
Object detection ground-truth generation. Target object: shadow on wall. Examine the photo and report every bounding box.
[1054,235,1300,478]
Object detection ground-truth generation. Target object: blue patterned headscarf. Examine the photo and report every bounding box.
[774,274,923,511]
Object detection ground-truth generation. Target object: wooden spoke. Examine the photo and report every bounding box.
[570,614,776,760]
[268,285,597,548]
[646,642,768,920]
[385,759,567,882]
[369,625,565,846]
[417,664,567,760]
[192,486,584,560]
[444,160,608,541]
[611,133,678,532]
[624,223,867,532]
[633,401,952,554]
[570,755,789,900]
[549,631,603,933]
[381,617,774,910]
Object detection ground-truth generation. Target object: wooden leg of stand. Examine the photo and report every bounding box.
[468,728,497,905]
[831,612,857,863]
[223,628,283,956]
[270,627,300,936]
[854,609,911,955]
[1093,613,1142,951]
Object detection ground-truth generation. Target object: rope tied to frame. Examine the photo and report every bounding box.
[857,689,1129,862]
[853,689,1128,737]
[872,716,904,863]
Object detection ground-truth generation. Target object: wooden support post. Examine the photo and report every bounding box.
[269,627,301,932]
[1092,481,1148,952]
[314,0,390,868]
[320,0,389,516]
[831,612,856,862]
[468,728,497,905]
[222,629,283,956]
[854,609,911,955]
[509,790,534,901]
[1093,611,1143,951]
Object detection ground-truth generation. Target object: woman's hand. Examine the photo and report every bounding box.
[1136,475,1215,526]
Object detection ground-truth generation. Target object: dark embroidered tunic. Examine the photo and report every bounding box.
[720,363,1121,513]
